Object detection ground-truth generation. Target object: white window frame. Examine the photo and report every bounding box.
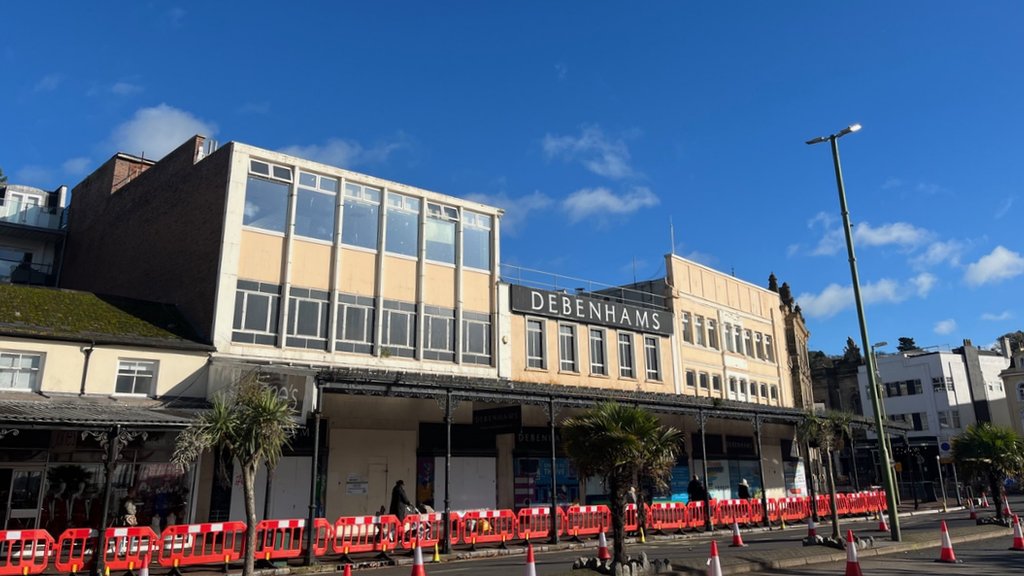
[644,336,661,381]
[558,324,578,373]
[694,316,705,346]
[681,313,693,344]
[115,359,158,396]
[526,318,546,369]
[707,319,719,350]
[0,350,43,391]
[618,332,635,379]
[589,328,607,376]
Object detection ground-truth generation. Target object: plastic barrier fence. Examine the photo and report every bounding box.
[254,518,331,562]
[104,526,159,576]
[0,530,53,576]
[777,497,807,523]
[331,515,399,561]
[623,504,639,534]
[54,528,98,576]
[648,502,687,534]
[516,507,566,541]
[687,500,708,530]
[456,510,517,549]
[156,521,245,573]
[747,498,765,525]
[563,505,611,540]
[714,499,751,527]
[397,513,444,550]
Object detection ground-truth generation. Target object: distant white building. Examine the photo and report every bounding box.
[0,183,68,285]
[999,341,1024,437]
[858,340,1011,481]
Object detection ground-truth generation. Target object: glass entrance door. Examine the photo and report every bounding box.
[4,468,43,529]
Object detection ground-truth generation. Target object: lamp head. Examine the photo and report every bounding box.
[806,123,862,145]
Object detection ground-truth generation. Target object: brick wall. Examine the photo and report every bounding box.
[61,136,232,342]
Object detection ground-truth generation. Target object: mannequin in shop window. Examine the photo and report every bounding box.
[69,481,90,528]
[42,481,68,535]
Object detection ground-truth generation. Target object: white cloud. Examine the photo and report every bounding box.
[62,157,91,175]
[916,182,945,196]
[797,276,929,319]
[464,190,552,235]
[881,178,903,190]
[111,82,144,96]
[279,135,409,168]
[909,272,936,297]
[854,221,931,248]
[807,211,844,256]
[911,240,963,269]
[561,186,658,223]
[543,126,634,179]
[934,319,957,335]
[13,165,54,187]
[110,104,217,159]
[981,311,1012,321]
[995,197,1014,219]
[33,73,62,92]
[964,245,1024,286]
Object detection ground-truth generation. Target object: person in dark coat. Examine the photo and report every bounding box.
[389,480,412,521]
[687,475,704,503]
[738,478,751,500]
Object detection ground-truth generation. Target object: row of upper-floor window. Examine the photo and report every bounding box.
[682,369,780,405]
[525,318,663,382]
[232,280,492,365]
[679,312,776,364]
[1,351,158,395]
[244,160,493,270]
[888,411,930,431]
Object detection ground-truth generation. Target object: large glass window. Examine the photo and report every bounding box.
[462,313,492,365]
[463,211,492,270]
[336,295,375,354]
[382,306,416,357]
[0,351,42,390]
[424,313,454,355]
[342,182,381,249]
[115,359,156,395]
[644,336,661,381]
[618,333,635,378]
[286,290,330,349]
[526,319,545,369]
[243,176,290,233]
[386,193,420,257]
[232,281,281,346]
[426,203,458,264]
[590,328,607,376]
[559,324,577,372]
[294,172,338,241]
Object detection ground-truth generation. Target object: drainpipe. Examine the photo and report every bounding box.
[79,341,95,395]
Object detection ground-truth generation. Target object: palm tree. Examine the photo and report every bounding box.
[952,423,1024,522]
[173,371,298,576]
[561,403,683,565]
[797,410,852,540]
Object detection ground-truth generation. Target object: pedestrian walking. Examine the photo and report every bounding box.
[738,479,751,500]
[389,479,412,521]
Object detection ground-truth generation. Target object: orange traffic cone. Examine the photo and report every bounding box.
[1010,515,1024,551]
[936,520,961,564]
[409,543,427,576]
[1004,499,1014,518]
[342,564,352,576]
[968,498,977,520]
[877,513,889,532]
[706,540,723,576]
[982,493,990,508]
[844,530,862,576]
[729,521,747,547]
[806,517,817,539]
[524,542,537,576]
[596,528,611,561]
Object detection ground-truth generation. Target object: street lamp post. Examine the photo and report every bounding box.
[807,124,901,541]
[871,341,899,506]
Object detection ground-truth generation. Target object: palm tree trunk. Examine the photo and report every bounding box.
[242,463,258,576]
[608,477,626,565]
[989,472,1003,522]
[825,448,841,540]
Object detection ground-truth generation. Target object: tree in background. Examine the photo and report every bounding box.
[797,410,852,541]
[173,371,298,576]
[995,331,1024,355]
[561,403,683,566]
[896,337,918,352]
[0,167,7,186]
[952,423,1024,522]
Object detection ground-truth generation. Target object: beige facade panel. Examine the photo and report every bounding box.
[423,263,456,309]
[339,249,377,296]
[290,240,332,290]
[462,269,492,312]
[381,255,417,302]
[238,230,285,284]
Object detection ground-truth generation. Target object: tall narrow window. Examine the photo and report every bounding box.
[590,329,607,376]
[765,335,775,363]
[733,325,743,354]
[729,377,737,395]
[755,332,765,359]
[707,319,719,350]
[115,359,157,395]
[342,182,381,249]
[618,333,635,378]
[760,383,768,398]
[336,294,375,354]
[286,288,330,350]
[381,302,416,358]
[698,372,709,390]
[681,313,693,343]
[423,307,455,361]
[694,316,705,346]
[770,385,779,402]
[712,375,722,392]
[559,324,577,372]
[644,336,661,381]
[463,211,492,270]
[724,323,735,352]
[462,313,492,365]
[743,330,754,357]
[526,319,545,369]
[385,193,420,257]
[295,172,338,241]
[426,203,458,264]
[685,370,696,388]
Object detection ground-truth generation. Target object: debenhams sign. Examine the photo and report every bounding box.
[510,285,673,336]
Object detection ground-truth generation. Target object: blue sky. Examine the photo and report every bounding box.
[3,2,1022,354]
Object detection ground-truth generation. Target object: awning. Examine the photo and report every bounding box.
[0,393,205,430]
